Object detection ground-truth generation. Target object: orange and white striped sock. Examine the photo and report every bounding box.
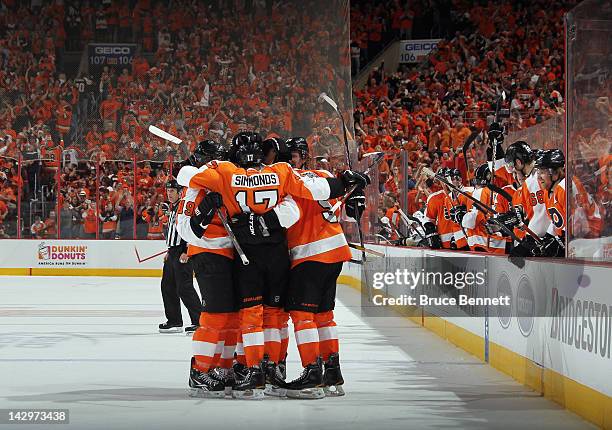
[264,306,289,363]
[219,314,239,369]
[235,332,247,365]
[290,310,320,367]
[192,312,232,372]
[315,311,339,361]
[279,322,289,363]
[239,305,264,368]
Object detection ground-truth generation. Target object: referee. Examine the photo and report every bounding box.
[159,179,202,334]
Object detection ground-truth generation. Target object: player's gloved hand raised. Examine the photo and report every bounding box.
[340,170,371,191]
[449,204,467,224]
[345,190,365,220]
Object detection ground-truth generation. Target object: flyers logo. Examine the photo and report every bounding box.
[206,160,218,169]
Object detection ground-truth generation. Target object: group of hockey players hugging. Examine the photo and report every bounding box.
[399,123,583,259]
[173,132,369,400]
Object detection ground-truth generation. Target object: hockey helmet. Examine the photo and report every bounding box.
[473,163,491,185]
[286,137,309,160]
[165,179,181,190]
[535,149,565,170]
[188,139,226,166]
[505,140,535,165]
[230,132,264,167]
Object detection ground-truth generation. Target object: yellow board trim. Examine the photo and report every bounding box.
[338,273,610,429]
[0,268,162,277]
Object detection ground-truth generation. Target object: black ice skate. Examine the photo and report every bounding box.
[231,365,265,400]
[184,325,198,336]
[158,322,182,333]
[286,358,325,399]
[187,358,225,398]
[262,357,287,397]
[209,367,235,396]
[323,353,345,396]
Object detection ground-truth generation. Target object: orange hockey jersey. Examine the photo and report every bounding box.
[425,190,467,249]
[461,187,506,253]
[286,169,351,268]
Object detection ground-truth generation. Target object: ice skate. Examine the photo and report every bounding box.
[231,365,265,400]
[158,322,183,333]
[323,353,345,396]
[286,359,325,399]
[262,357,287,397]
[187,358,225,398]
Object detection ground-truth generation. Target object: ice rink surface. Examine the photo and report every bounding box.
[0,276,593,430]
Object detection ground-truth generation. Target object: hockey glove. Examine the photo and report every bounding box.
[449,204,467,224]
[538,233,565,257]
[423,222,442,249]
[345,190,366,220]
[326,170,370,199]
[510,235,541,257]
[485,210,520,235]
[190,192,223,237]
[231,210,283,244]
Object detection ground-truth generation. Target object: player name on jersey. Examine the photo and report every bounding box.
[231,173,280,188]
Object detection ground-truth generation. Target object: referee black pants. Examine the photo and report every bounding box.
[161,247,202,326]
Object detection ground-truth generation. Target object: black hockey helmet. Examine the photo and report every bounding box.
[450,168,461,180]
[437,167,451,179]
[166,179,181,190]
[262,137,289,162]
[230,132,264,167]
[535,149,565,170]
[505,140,535,165]
[473,163,491,185]
[286,136,309,159]
[188,139,226,166]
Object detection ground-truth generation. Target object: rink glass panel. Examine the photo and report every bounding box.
[565,0,612,261]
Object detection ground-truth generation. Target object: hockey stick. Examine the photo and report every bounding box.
[397,208,426,241]
[149,125,183,144]
[462,130,480,182]
[348,243,385,257]
[318,92,369,262]
[134,246,167,263]
[485,182,542,243]
[422,167,523,243]
[381,216,406,241]
[318,92,352,170]
[148,125,250,265]
[329,151,384,213]
[376,234,394,245]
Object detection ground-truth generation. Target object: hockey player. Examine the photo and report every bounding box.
[453,164,507,254]
[176,140,238,398]
[177,132,370,399]
[503,141,551,256]
[282,137,353,399]
[534,149,566,257]
[423,168,468,250]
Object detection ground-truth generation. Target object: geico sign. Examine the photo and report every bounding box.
[94,47,131,55]
[404,43,437,51]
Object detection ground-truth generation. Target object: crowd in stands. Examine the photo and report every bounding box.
[0,0,608,247]
[353,0,580,219]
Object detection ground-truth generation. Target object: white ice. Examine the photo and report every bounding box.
[0,276,593,430]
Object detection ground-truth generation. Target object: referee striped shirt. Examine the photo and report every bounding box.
[165,203,185,249]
